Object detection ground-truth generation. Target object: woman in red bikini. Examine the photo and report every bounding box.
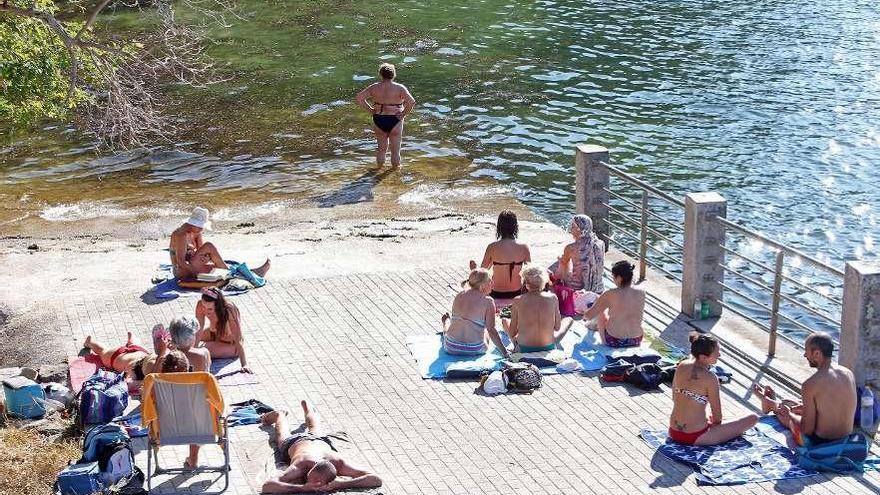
[83,329,170,381]
[668,333,759,445]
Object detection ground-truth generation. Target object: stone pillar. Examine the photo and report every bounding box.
[575,145,610,249]
[839,261,880,388]
[681,192,726,317]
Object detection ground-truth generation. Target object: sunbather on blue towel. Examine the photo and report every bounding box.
[503,265,570,353]
[752,332,857,447]
[441,268,511,359]
[169,206,270,280]
[669,333,758,446]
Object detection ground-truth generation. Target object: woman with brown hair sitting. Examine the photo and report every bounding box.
[195,287,252,374]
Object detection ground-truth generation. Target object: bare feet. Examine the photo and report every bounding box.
[469,260,477,271]
[260,410,287,426]
[83,335,92,349]
[253,258,271,277]
[126,331,133,346]
[301,400,310,416]
[441,312,450,327]
[752,384,777,414]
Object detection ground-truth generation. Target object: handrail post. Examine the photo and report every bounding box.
[638,191,649,281]
[840,261,880,391]
[767,250,785,357]
[575,145,610,251]
[681,192,727,318]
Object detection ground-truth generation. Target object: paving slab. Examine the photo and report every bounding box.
[58,263,880,494]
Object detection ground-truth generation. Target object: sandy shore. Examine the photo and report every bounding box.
[0,199,571,367]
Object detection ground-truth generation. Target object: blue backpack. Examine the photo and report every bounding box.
[81,423,135,486]
[55,461,102,495]
[79,370,128,425]
[798,432,870,473]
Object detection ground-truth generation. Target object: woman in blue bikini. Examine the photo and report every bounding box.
[356,63,416,168]
[441,268,511,359]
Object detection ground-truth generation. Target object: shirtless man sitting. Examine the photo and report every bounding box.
[170,206,270,279]
[753,332,857,446]
[261,401,382,494]
[583,260,645,347]
[504,265,569,353]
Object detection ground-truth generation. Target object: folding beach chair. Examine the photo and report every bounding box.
[141,372,229,492]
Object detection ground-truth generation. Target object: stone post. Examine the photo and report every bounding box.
[575,145,610,249]
[839,261,880,389]
[681,192,726,317]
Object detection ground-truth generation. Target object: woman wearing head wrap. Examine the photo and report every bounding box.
[552,214,605,293]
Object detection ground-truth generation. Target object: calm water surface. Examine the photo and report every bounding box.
[2,0,879,339]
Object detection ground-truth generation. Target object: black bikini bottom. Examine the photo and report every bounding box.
[373,114,400,133]
[490,288,524,299]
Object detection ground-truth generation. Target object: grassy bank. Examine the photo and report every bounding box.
[0,427,80,495]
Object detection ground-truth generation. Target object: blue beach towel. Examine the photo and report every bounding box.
[151,261,257,300]
[405,327,586,379]
[405,335,504,379]
[640,423,817,485]
[570,331,651,371]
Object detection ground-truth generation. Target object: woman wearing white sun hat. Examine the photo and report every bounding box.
[169,207,271,280]
[169,206,229,279]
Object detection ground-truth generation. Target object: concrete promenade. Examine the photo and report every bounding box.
[57,237,880,494]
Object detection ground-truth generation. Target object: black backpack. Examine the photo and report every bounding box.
[623,363,664,390]
[501,362,542,393]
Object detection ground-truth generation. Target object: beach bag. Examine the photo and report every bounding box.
[55,461,102,495]
[481,370,507,395]
[79,370,128,425]
[553,284,578,317]
[501,362,542,393]
[798,432,870,473]
[600,359,636,382]
[574,290,598,314]
[2,375,46,418]
[81,423,135,486]
[624,363,664,390]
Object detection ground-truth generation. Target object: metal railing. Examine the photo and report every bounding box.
[591,159,844,359]
[711,216,843,356]
[599,161,685,283]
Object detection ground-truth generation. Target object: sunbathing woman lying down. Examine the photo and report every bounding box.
[83,329,187,380]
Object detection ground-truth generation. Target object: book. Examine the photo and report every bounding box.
[196,268,230,282]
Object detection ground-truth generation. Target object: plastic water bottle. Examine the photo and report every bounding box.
[700,298,711,320]
[861,386,875,431]
[693,299,703,320]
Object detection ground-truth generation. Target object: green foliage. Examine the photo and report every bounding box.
[0,2,91,125]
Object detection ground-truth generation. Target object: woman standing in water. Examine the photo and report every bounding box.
[356,63,416,168]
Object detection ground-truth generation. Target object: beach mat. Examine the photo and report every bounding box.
[640,421,816,485]
[405,327,586,379]
[569,330,657,371]
[68,354,101,394]
[211,358,260,386]
[151,262,253,300]
[405,335,503,379]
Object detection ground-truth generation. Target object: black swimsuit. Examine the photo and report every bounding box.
[489,260,526,299]
[373,103,402,133]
